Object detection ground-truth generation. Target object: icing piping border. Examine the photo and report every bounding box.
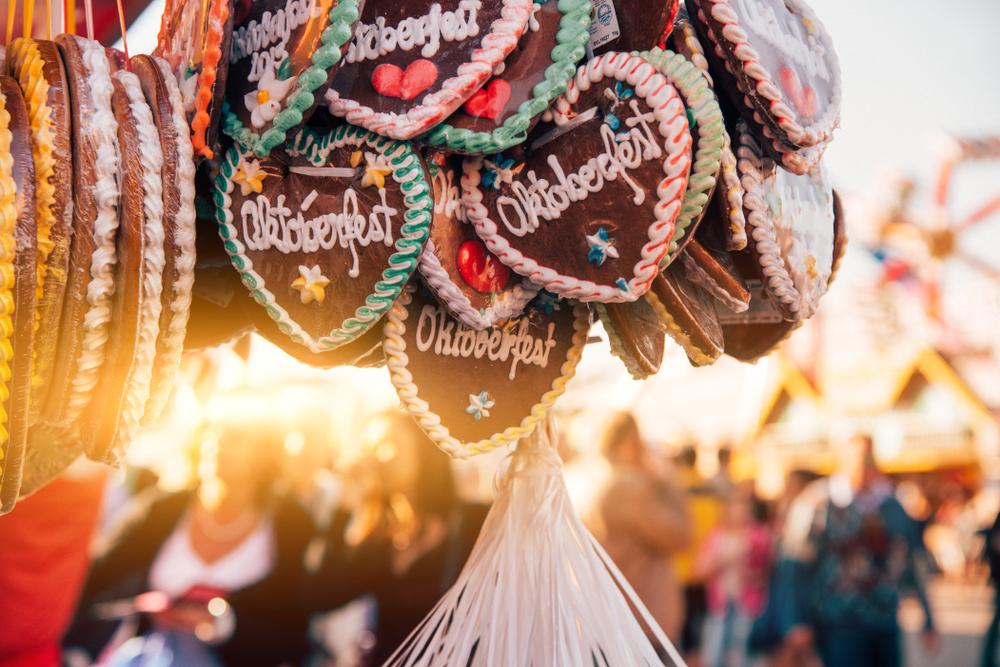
[695,0,841,148]
[221,0,362,157]
[462,51,691,303]
[640,47,724,264]
[417,237,539,330]
[65,37,121,421]
[143,56,199,424]
[214,124,432,353]
[0,89,17,476]
[325,0,534,141]
[190,0,230,159]
[383,283,590,459]
[111,70,165,455]
[418,0,593,154]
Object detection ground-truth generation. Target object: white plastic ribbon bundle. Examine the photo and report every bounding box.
[385,418,686,666]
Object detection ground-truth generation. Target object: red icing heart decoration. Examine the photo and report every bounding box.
[462,79,512,121]
[457,238,511,294]
[372,60,439,101]
[778,66,817,119]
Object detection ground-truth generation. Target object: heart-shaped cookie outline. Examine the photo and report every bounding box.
[383,282,590,458]
[691,0,841,149]
[221,0,361,158]
[419,0,592,154]
[325,0,535,141]
[462,51,692,304]
[640,48,725,266]
[417,157,539,330]
[214,124,433,353]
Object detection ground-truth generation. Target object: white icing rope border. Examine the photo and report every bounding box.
[463,51,692,304]
[417,238,540,330]
[325,0,534,140]
[679,250,748,314]
[65,37,121,421]
[383,283,590,459]
[111,70,165,455]
[736,123,802,318]
[698,0,841,148]
[143,56,198,424]
[718,131,747,250]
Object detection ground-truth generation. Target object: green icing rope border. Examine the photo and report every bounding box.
[213,124,432,352]
[418,0,593,155]
[221,0,361,158]
[639,48,725,266]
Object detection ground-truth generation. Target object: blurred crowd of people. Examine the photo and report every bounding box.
[0,405,997,667]
[587,413,1000,667]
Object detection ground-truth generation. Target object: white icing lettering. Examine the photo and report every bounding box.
[230,0,322,66]
[345,1,481,64]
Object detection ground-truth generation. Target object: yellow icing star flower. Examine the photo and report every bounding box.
[291,264,330,305]
[233,158,268,196]
[350,150,363,168]
[361,152,392,190]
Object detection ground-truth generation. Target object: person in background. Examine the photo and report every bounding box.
[786,434,938,667]
[983,510,1000,667]
[710,446,736,498]
[65,400,317,666]
[0,463,108,667]
[674,445,724,666]
[750,469,822,667]
[307,412,473,666]
[699,490,772,667]
[591,413,692,642]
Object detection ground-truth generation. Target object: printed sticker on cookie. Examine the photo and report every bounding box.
[222,0,361,157]
[325,0,535,140]
[689,0,841,149]
[589,0,678,55]
[462,51,691,303]
[418,154,538,330]
[384,283,589,458]
[214,125,432,353]
[420,0,593,154]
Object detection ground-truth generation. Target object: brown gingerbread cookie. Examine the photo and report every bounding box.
[647,261,723,366]
[44,36,121,429]
[680,238,749,313]
[590,0,679,55]
[6,39,75,419]
[596,298,666,379]
[130,55,198,425]
[0,76,37,512]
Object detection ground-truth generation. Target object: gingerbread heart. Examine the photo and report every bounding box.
[222,0,361,157]
[418,154,538,330]
[689,0,840,148]
[462,52,692,303]
[214,125,432,352]
[326,0,535,140]
[384,283,589,457]
[422,0,592,154]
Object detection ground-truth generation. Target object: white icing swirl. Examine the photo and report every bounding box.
[112,70,165,451]
[462,51,691,303]
[143,57,197,424]
[65,38,121,420]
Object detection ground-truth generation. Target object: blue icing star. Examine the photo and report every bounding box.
[533,290,561,315]
[465,390,495,421]
[586,227,620,266]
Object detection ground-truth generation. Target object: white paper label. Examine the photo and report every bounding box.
[589,0,620,50]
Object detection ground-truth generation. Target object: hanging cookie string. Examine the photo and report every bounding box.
[5,0,15,44]
[21,0,32,38]
[44,0,50,38]
[116,0,129,67]
[83,0,92,39]
[64,0,73,33]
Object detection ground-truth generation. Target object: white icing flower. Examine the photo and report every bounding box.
[291,265,330,305]
[244,62,296,129]
[465,390,495,421]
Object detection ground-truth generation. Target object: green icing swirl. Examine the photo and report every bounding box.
[221,0,361,158]
[213,124,432,351]
[419,0,593,155]
[639,48,725,266]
